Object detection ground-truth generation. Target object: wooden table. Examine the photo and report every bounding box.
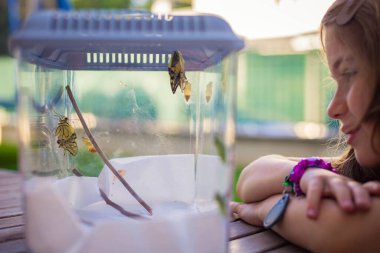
[0,170,308,253]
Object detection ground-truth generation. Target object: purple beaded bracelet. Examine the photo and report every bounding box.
[283,157,337,196]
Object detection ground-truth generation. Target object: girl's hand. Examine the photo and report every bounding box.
[230,195,282,226]
[300,168,380,219]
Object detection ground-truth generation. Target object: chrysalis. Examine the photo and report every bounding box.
[82,136,96,153]
[183,81,191,102]
[205,82,213,103]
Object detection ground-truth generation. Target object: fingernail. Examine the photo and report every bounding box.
[307,208,318,219]
[358,200,371,210]
[343,200,354,211]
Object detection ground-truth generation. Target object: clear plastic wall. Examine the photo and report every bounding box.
[11,10,243,253]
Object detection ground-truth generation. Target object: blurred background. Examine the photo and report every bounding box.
[0,0,341,177]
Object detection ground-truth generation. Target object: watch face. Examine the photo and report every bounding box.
[263,193,290,229]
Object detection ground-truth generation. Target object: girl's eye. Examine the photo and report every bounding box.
[341,70,357,82]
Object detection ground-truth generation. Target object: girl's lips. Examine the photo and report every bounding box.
[347,127,360,145]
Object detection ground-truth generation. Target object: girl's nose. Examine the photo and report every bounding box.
[327,91,346,119]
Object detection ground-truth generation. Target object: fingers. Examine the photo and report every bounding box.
[311,178,375,214]
[363,181,380,195]
[305,176,325,219]
[328,178,355,212]
[348,181,371,211]
[304,175,374,218]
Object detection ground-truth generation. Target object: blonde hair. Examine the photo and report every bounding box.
[321,0,380,182]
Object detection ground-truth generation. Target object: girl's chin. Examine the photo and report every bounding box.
[354,149,380,168]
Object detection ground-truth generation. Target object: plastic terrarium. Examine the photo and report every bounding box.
[10,10,244,253]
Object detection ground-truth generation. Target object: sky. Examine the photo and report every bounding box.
[193,0,335,39]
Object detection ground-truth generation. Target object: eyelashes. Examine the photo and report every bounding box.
[330,70,358,84]
[341,70,357,82]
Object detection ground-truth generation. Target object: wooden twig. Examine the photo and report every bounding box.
[73,169,146,219]
[65,85,153,215]
[99,188,147,219]
[72,168,83,177]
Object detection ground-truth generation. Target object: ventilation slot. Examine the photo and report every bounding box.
[86,52,170,68]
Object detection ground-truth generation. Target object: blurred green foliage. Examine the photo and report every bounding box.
[72,0,188,11]
[0,143,18,170]
[75,149,104,177]
[79,87,157,119]
[232,165,243,202]
[71,0,133,9]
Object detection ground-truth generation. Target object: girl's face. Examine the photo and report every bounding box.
[325,26,380,168]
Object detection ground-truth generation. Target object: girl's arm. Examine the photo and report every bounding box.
[237,155,379,216]
[231,195,380,253]
[236,155,300,203]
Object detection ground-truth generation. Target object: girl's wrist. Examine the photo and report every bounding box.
[284,157,337,196]
[299,167,330,194]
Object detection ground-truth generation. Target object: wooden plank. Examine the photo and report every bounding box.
[0,179,21,186]
[229,230,287,253]
[0,174,20,181]
[0,215,24,229]
[0,198,22,210]
[0,206,23,219]
[266,244,310,253]
[0,170,19,177]
[0,193,22,203]
[0,226,25,242]
[0,185,21,191]
[229,220,264,240]
[0,239,27,253]
[0,186,22,193]
[0,174,20,185]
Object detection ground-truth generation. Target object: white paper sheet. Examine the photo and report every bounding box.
[25,154,228,253]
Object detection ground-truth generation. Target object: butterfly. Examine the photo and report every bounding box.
[82,136,96,153]
[55,117,75,140]
[168,50,189,94]
[57,132,78,156]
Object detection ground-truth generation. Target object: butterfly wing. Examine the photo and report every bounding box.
[168,50,187,94]
[55,117,75,140]
[57,133,78,156]
[168,67,180,94]
[65,140,78,156]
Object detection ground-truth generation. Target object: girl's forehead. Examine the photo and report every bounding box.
[325,26,347,51]
[325,31,348,67]
[325,26,361,70]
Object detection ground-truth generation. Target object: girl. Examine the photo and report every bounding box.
[231,0,380,252]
